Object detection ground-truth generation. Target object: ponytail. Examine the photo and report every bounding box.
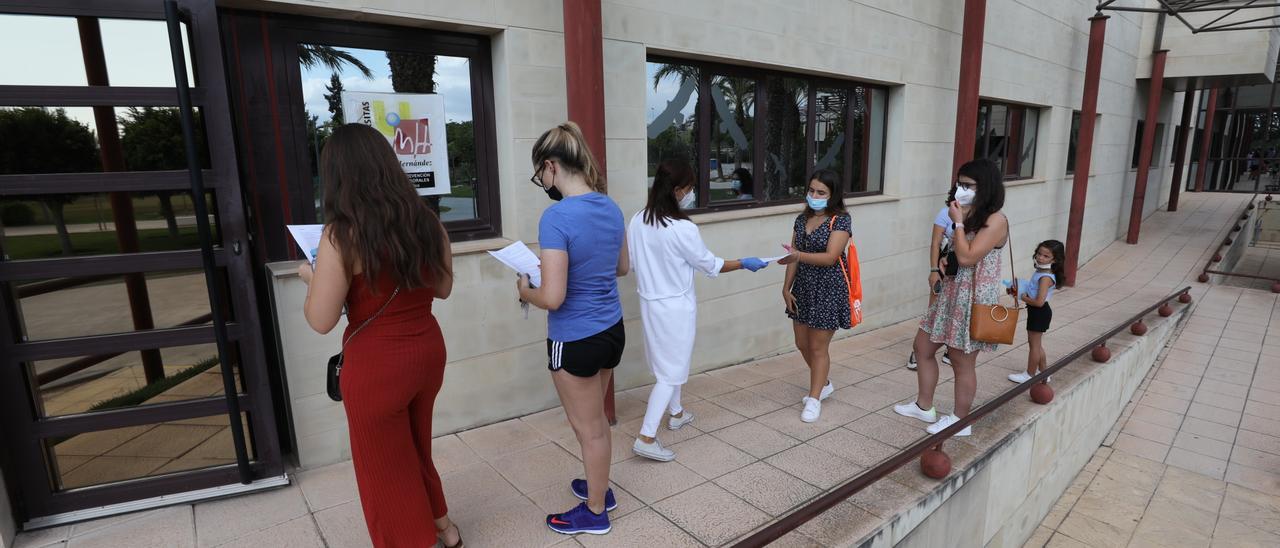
[531,121,607,193]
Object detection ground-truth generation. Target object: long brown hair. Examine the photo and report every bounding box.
[531,121,607,192]
[321,123,449,291]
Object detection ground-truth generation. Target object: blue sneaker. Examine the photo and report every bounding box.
[546,502,611,535]
[570,478,618,511]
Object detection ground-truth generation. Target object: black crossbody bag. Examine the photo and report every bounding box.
[327,287,399,402]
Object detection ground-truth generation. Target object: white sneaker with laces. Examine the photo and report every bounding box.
[667,412,695,430]
[819,381,834,401]
[633,438,675,461]
[893,401,938,423]
[926,414,971,436]
[1008,372,1033,384]
[801,397,822,423]
[907,352,918,370]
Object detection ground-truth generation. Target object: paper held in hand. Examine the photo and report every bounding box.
[761,254,790,263]
[488,241,542,287]
[287,224,324,265]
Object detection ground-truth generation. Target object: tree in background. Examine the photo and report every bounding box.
[0,107,99,255]
[299,44,373,79]
[118,107,209,238]
[324,72,345,126]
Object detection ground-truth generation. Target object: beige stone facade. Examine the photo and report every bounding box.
[254,0,1274,467]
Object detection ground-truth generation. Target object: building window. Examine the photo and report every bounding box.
[1066,111,1082,174]
[646,58,886,210]
[294,36,499,241]
[1130,120,1165,169]
[975,101,1038,179]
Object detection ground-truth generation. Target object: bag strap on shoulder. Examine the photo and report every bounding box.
[341,286,400,350]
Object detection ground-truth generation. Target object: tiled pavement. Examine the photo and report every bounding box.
[13,192,1266,548]
[1026,283,1280,548]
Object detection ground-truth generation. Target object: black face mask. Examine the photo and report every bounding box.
[543,185,563,201]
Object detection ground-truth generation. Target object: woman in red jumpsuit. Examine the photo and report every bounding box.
[300,123,460,548]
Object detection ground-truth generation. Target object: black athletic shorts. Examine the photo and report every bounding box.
[1026,302,1052,333]
[547,319,625,377]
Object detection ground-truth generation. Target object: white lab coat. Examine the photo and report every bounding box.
[628,212,724,385]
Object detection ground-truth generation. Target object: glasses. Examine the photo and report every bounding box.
[954,181,976,190]
[530,164,546,188]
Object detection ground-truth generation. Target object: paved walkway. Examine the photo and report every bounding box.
[1026,282,1280,548]
[12,193,1262,548]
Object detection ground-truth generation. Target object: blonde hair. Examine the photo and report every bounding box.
[531,121,607,193]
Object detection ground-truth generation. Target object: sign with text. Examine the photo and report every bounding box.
[343,91,451,196]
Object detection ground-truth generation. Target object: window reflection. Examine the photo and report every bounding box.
[646,62,700,189]
[765,78,809,201]
[710,75,756,202]
[297,45,478,223]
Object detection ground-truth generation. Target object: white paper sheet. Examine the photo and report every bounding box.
[761,254,790,263]
[488,241,542,287]
[287,224,324,265]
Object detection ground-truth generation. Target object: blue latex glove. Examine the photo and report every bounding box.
[741,257,767,272]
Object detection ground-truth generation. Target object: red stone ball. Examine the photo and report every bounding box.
[1232,225,1242,232]
[1091,345,1111,362]
[921,449,951,479]
[1197,273,1210,283]
[1131,321,1148,336]
[1267,195,1274,202]
[1242,213,1250,220]
[1178,293,1192,304]
[1248,203,1256,210]
[1030,383,1054,404]
[1158,303,1174,317]
[1272,282,1280,294]
[1224,238,1233,245]
[1212,253,1222,262]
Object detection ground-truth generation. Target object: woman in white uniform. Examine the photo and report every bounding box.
[628,160,767,461]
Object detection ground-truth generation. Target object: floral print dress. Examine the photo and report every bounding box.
[920,227,1004,354]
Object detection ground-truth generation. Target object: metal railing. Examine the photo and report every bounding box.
[1197,194,1279,288]
[732,286,1193,547]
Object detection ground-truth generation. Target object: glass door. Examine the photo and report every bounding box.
[0,0,283,526]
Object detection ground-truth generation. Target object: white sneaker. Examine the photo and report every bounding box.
[926,414,971,437]
[801,397,822,423]
[893,401,938,423]
[941,354,952,366]
[633,438,675,461]
[907,352,918,370]
[667,411,695,431]
[1008,372,1033,384]
[800,381,835,404]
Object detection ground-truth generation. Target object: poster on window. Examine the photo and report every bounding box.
[343,91,451,196]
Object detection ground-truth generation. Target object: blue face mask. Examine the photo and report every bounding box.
[806,196,828,211]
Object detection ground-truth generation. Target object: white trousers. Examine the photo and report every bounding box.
[638,294,696,438]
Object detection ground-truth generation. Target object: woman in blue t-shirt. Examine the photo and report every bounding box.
[517,122,628,536]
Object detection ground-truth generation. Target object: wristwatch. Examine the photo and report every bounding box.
[953,222,965,230]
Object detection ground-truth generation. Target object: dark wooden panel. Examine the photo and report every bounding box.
[33,395,248,437]
[0,170,218,195]
[0,85,205,107]
[6,323,241,362]
[0,250,225,281]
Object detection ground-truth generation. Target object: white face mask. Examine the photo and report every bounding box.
[1035,262,1053,270]
[678,189,696,209]
[954,186,977,206]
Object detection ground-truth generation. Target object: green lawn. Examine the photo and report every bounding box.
[5,194,210,226]
[3,226,210,260]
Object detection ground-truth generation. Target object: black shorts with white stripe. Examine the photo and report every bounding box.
[547,319,625,378]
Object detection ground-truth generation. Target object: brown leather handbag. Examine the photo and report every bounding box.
[969,226,1020,345]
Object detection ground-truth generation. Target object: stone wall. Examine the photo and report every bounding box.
[252,0,1197,466]
[852,299,1189,547]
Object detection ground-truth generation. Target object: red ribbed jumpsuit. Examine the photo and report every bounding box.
[341,270,448,547]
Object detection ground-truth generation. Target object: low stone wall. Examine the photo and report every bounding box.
[853,301,1190,548]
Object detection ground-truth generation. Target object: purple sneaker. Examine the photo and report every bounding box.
[547,502,611,535]
[570,478,618,511]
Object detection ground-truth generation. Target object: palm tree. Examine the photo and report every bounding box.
[298,44,373,78]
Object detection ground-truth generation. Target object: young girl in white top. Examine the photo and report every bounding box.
[628,160,767,461]
[1008,239,1065,384]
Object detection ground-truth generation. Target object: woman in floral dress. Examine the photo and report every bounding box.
[894,159,1007,437]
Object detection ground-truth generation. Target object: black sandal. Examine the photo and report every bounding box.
[436,522,463,548]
